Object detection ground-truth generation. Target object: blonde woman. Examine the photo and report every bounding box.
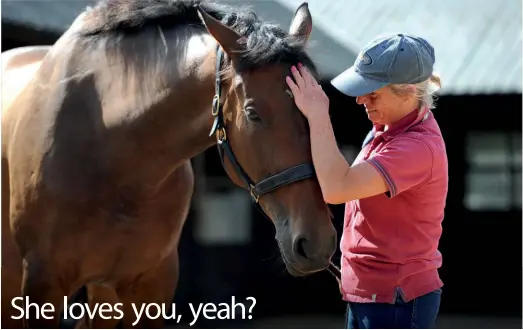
[286,33,447,329]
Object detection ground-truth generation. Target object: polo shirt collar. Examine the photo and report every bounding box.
[373,106,429,141]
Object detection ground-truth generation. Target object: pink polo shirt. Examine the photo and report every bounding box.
[340,106,448,304]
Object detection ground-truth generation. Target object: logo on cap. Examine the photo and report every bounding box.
[358,52,372,65]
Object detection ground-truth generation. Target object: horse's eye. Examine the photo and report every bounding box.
[245,107,260,121]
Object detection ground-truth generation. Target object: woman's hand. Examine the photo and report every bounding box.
[286,63,330,120]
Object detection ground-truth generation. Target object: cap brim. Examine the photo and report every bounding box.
[330,66,388,97]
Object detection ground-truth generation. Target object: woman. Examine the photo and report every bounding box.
[286,32,447,329]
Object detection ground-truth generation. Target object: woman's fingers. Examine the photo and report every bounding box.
[298,63,323,91]
[298,63,313,86]
[290,65,306,88]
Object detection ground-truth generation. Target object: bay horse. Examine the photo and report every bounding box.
[1,0,337,328]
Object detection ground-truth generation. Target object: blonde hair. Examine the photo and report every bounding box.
[389,73,442,110]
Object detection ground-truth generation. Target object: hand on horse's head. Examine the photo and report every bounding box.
[286,62,330,121]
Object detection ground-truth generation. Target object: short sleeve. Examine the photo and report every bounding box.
[366,136,433,198]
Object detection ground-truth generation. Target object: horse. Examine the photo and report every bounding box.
[1,0,338,328]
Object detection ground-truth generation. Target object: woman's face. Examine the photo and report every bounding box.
[355,86,415,126]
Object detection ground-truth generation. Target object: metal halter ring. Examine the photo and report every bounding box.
[212,94,220,116]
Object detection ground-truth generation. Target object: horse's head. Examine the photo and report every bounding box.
[198,3,336,276]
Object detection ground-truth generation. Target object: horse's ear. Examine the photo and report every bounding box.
[197,5,244,60]
[289,2,313,42]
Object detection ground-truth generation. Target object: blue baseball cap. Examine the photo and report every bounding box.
[331,33,436,97]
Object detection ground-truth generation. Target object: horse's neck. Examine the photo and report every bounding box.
[98,28,221,188]
[150,30,220,159]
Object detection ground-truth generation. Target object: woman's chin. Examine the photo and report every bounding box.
[367,111,382,123]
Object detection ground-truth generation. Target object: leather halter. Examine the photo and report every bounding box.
[208,45,316,215]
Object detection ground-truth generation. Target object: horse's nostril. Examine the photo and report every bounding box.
[295,237,308,260]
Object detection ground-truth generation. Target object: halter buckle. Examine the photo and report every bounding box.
[216,127,227,142]
[249,184,260,203]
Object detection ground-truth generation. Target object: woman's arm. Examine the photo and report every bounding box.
[286,63,435,204]
[286,63,393,204]
[306,111,389,204]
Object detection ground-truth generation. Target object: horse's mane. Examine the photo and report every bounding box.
[79,0,317,72]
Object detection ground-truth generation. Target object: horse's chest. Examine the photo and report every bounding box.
[90,170,193,250]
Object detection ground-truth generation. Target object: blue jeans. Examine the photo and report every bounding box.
[345,288,442,329]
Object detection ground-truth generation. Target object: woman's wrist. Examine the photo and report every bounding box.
[307,109,332,134]
[305,105,329,125]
